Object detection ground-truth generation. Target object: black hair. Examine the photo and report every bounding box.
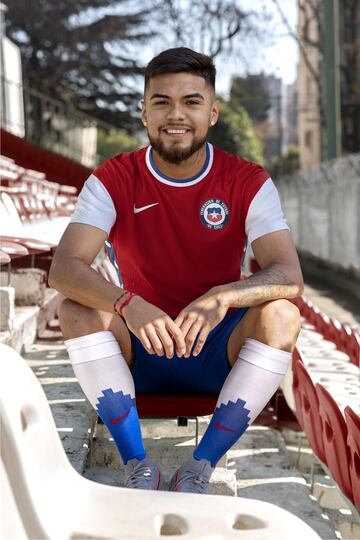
[144,47,216,92]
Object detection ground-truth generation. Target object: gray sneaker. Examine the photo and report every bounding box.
[124,457,166,490]
[168,456,214,494]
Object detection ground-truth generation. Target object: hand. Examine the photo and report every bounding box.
[122,296,186,359]
[174,287,229,358]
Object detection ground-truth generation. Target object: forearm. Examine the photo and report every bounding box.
[49,255,125,312]
[215,263,304,308]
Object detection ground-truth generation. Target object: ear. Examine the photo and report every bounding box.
[140,99,147,127]
[210,99,220,127]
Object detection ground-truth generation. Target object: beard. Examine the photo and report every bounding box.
[148,130,208,165]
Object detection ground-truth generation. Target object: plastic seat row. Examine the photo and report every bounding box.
[0,190,56,275]
[281,296,360,509]
[292,296,360,367]
[0,155,78,281]
[0,153,77,219]
[293,352,360,510]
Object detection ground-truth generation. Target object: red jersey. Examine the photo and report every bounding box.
[71,143,289,316]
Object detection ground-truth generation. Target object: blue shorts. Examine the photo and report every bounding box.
[130,307,248,395]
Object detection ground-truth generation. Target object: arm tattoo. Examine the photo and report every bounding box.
[227,265,301,307]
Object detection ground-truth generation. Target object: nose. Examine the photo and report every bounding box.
[166,104,186,121]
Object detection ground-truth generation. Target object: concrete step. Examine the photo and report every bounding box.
[0,305,39,352]
[230,426,339,540]
[88,417,233,495]
[96,417,209,440]
[90,435,226,470]
[23,340,95,474]
[0,288,62,352]
[84,466,237,496]
[94,416,226,468]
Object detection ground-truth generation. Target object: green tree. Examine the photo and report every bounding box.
[5,0,273,130]
[97,129,141,161]
[267,145,300,178]
[5,0,154,131]
[230,75,271,124]
[208,98,264,164]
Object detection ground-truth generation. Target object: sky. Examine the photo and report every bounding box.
[135,0,299,97]
[215,0,299,95]
[67,0,300,100]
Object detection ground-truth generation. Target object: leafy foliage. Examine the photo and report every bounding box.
[4,0,272,130]
[230,75,272,124]
[208,98,264,164]
[267,145,300,178]
[97,129,141,161]
[4,0,153,130]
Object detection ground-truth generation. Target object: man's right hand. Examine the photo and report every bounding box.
[122,296,186,359]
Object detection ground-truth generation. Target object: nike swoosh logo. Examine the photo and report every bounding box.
[215,421,236,433]
[134,203,159,214]
[110,410,130,424]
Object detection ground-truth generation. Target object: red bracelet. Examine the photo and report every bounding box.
[118,292,137,316]
[113,291,130,313]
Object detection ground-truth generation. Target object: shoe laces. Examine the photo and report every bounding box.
[125,462,156,489]
[177,468,209,493]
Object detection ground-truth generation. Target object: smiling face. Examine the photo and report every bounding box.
[142,72,219,165]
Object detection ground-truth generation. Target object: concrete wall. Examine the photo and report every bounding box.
[276,153,360,276]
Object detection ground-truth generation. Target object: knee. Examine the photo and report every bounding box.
[256,299,302,343]
[58,299,95,334]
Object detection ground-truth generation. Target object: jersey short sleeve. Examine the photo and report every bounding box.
[70,173,116,234]
[245,178,289,244]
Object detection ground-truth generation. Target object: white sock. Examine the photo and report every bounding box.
[64,330,135,406]
[194,338,292,466]
[217,338,292,421]
[64,330,146,464]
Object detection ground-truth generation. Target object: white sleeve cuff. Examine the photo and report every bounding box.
[70,174,116,234]
[245,178,289,244]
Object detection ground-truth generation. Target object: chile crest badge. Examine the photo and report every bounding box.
[200,198,229,230]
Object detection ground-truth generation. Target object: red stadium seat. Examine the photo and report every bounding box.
[292,353,304,428]
[292,358,327,463]
[7,192,29,223]
[307,305,321,329]
[0,240,29,259]
[338,324,352,352]
[249,257,261,273]
[0,192,24,231]
[0,155,23,186]
[327,318,343,349]
[0,249,11,265]
[135,394,218,445]
[338,325,360,366]
[314,312,332,341]
[136,394,217,418]
[315,384,353,502]
[0,236,53,255]
[344,406,360,510]
[295,296,306,314]
[301,299,313,321]
[346,331,360,367]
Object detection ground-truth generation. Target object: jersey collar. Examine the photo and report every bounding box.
[145,142,213,187]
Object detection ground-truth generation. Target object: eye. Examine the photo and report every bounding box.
[154,100,167,105]
[187,100,200,105]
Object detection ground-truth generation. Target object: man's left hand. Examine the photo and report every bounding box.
[174,287,228,357]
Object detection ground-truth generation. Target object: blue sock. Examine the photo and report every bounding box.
[194,339,291,467]
[65,331,146,465]
[194,398,251,466]
[96,388,146,463]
